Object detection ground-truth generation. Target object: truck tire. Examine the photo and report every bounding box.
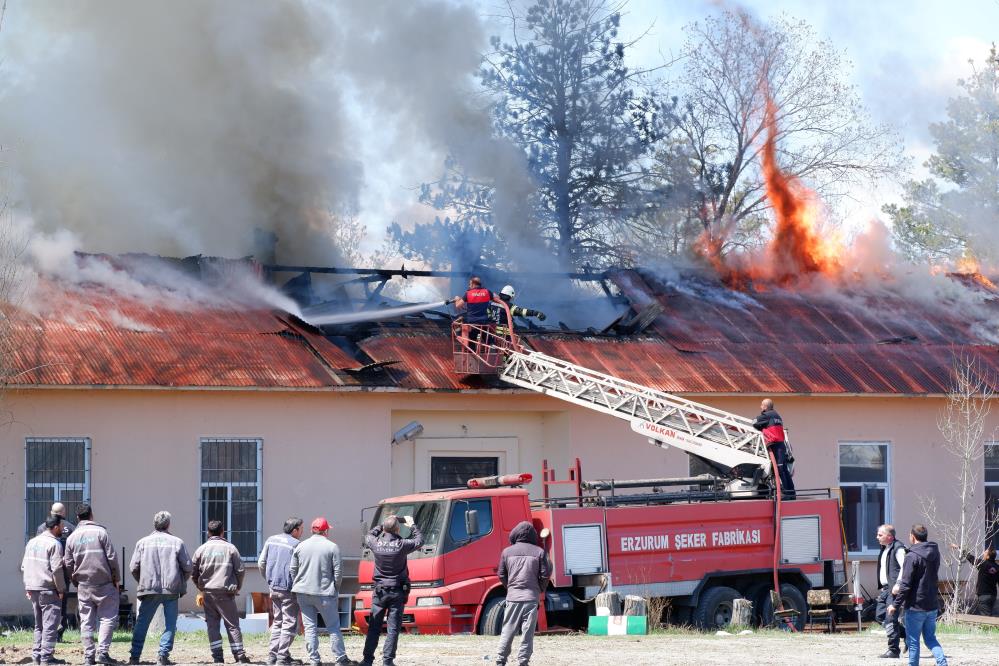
[742,582,771,625]
[759,584,807,631]
[693,585,741,630]
[479,596,506,635]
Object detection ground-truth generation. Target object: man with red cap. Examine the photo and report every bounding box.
[290,518,356,666]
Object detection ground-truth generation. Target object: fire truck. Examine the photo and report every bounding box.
[354,306,849,634]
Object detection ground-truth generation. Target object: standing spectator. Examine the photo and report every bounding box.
[289,517,355,666]
[361,516,423,666]
[37,503,75,641]
[751,399,796,499]
[874,524,907,659]
[192,520,249,664]
[950,543,998,616]
[890,525,948,666]
[259,517,304,665]
[128,511,193,666]
[23,514,67,665]
[63,504,120,665]
[494,521,552,666]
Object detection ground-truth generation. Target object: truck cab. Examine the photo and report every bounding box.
[354,486,534,635]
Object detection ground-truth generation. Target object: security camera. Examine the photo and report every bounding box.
[391,421,424,445]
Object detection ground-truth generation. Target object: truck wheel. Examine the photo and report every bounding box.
[693,585,740,630]
[479,596,506,635]
[742,582,771,626]
[759,584,807,631]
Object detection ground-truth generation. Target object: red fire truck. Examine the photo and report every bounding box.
[354,308,849,634]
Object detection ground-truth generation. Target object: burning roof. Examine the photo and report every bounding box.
[9,257,999,396]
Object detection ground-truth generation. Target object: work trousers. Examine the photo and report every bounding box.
[904,609,948,666]
[29,590,61,663]
[78,582,120,660]
[875,585,903,653]
[973,594,996,616]
[297,593,347,664]
[495,600,539,666]
[363,586,407,665]
[203,590,245,658]
[130,595,179,660]
[767,442,796,499]
[268,589,300,661]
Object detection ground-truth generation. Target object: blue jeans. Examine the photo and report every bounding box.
[130,594,179,659]
[904,609,948,666]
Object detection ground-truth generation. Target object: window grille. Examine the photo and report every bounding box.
[25,438,91,541]
[200,438,262,559]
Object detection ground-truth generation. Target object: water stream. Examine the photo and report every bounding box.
[304,300,449,326]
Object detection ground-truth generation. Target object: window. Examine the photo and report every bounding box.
[25,438,91,541]
[200,438,262,559]
[986,444,999,549]
[839,442,890,554]
[430,456,498,490]
[444,498,493,552]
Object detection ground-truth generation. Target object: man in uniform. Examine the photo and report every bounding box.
[752,398,796,499]
[361,516,423,666]
[23,514,67,665]
[192,520,249,664]
[289,517,356,666]
[128,511,193,666]
[259,517,304,665]
[64,503,120,665]
[37,503,75,641]
[489,285,546,335]
[875,524,907,659]
[951,543,998,616]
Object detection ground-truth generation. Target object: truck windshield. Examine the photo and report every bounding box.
[366,500,446,558]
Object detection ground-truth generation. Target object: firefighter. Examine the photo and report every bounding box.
[950,543,998,616]
[875,524,907,659]
[490,285,547,334]
[752,398,796,499]
[361,515,424,666]
[36,503,74,642]
[453,276,504,347]
[23,514,67,666]
[259,517,304,665]
[63,503,120,665]
[192,521,249,664]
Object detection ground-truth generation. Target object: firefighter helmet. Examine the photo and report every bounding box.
[500,285,516,300]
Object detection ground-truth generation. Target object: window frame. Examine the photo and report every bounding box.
[199,437,263,560]
[985,442,999,549]
[838,441,891,556]
[429,454,500,490]
[24,437,92,542]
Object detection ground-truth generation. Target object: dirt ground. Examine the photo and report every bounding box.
[1,628,996,665]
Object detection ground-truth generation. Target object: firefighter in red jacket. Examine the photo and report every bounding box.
[453,276,504,345]
[752,399,796,499]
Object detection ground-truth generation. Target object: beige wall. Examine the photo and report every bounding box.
[0,388,993,614]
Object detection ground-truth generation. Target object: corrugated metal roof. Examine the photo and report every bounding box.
[8,282,358,388]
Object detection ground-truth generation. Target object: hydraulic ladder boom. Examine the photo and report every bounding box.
[500,349,771,477]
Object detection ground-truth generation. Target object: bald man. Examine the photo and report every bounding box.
[37,503,75,641]
[752,399,796,499]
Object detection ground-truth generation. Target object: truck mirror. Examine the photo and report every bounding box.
[465,509,480,537]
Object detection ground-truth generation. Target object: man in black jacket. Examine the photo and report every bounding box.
[361,516,423,666]
[950,543,998,616]
[890,525,948,666]
[494,521,552,666]
[751,399,795,499]
[875,524,907,658]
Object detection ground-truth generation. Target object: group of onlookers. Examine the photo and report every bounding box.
[874,522,998,666]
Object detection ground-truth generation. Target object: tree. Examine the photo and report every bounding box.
[885,46,999,263]
[919,356,999,619]
[640,12,900,260]
[420,0,658,270]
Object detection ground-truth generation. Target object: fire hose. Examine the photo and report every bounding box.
[769,448,798,633]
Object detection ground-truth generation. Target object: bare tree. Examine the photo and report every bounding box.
[637,12,901,259]
[919,356,999,619]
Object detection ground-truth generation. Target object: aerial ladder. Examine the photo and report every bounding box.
[451,303,773,492]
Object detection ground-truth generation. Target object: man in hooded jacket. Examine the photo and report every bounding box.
[891,525,948,666]
[495,521,551,666]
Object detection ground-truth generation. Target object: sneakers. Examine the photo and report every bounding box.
[878,650,900,659]
[97,654,121,665]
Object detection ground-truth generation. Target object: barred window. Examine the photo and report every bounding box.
[25,438,91,540]
[200,438,262,559]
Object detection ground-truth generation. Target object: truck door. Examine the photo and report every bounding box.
[443,499,499,605]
